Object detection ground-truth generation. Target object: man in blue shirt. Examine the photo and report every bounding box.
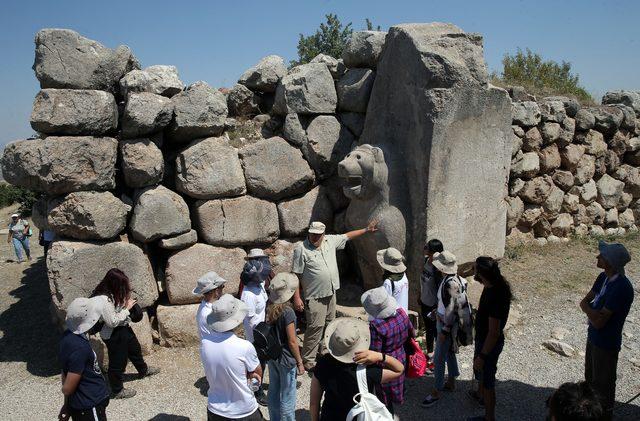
[579,240,633,421]
[59,297,110,421]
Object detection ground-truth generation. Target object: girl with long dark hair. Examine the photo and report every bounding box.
[92,268,159,399]
[468,257,512,421]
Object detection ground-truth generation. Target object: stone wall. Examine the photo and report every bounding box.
[506,89,640,246]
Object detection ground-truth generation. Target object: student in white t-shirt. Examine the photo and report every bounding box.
[201,294,264,420]
[377,247,410,314]
[240,249,271,342]
[192,272,227,340]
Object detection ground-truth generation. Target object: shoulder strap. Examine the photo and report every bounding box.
[355,364,368,395]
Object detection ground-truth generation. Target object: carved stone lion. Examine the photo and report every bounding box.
[338,144,406,288]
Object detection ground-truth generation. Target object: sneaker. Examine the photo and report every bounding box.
[424,366,434,376]
[421,394,440,408]
[255,389,268,407]
[466,389,485,407]
[111,388,137,399]
[139,366,160,379]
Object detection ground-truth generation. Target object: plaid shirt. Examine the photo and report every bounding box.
[369,307,414,404]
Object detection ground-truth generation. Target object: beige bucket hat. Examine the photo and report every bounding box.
[432,250,458,275]
[308,221,326,234]
[192,271,227,295]
[361,286,398,319]
[324,317,371,364]
[245,248,268,260]
[206,294,248,333]
[268,273,299,304]
[376,247,407,273]
[65,296,104,334]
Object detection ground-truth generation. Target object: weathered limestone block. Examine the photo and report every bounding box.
[30,89,118,135]
[522,127,543,152]
[619,191,633,210]
[265,239,298,275]
[538,144,561,173]
[336,68,375,113]
[602,90,640,114]
[577,179,598,204]
[304,115,354,179]
[120,65,184,97]
[48,191,130,240]
[589,106,623,135]
[519,176,553,205]
[511,133,523,158]
[573,205,591,226]
[510,152,539,179]
[552,170,575,191]
[31,196,49,230]
[605,208,619,227]
[175,136,246,199]
[557,117,576,148]
[240,137,315,200]
[611,104,637,131]
[540,122,561,145]
[158,229,198,250]
[578,130,607,157]
[227,84,261,117]
[277,186,334,237]
[238,55,286,93]
[121,139,164,188]
[130,312,154,356]
[165,243,246,304]
[596,174,625,209]
[282,113,308,147]
[544,96,580,118]
[1,137,117,194]
[310,54,346,79]
[560,144,585,171]
[33,29,139,91]
[575,109,595,131]
[543,185,565,218]
[48,241,158,314]
[506,226,534,245]
[273,63,337,114]
[552,213,573,237]
[574,155,596,186]
[130,185,191,243]
[512,101,541,126]
[533,218,551,238]
[506,196,524,231]
[194,196,279,246]
[619,209,635,228]
[121,92,173,138]
[562,193,580,214]
[167,82,228,143]
[342,31,387,69]
[519,204,543,227]
[540,100,567,123]
[156,304,199,347]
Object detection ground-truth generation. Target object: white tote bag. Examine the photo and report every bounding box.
[346,364,394,421]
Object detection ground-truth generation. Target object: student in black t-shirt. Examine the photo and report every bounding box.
[58,297,110,421]
[467,257,512,421]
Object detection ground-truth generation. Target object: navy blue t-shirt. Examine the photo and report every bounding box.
[587,272,634,351]
[59,330,109,410]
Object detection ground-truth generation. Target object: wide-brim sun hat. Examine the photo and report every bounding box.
[11,213,19,218]
[65,296,104,334]
[192,271,227,295]
[206,294,248,333]
[376,247,407,273]
[324,317,371,364]
[361,286,399,319]
[268,273,299,304]
[308,221,326,234]
[245,248,268,260]
[432,250,458,275]
[598,240,631,276]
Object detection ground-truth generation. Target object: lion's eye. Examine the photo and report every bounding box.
[356,154,361,159]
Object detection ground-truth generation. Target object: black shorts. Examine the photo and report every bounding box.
[474,338,504,390]
[69,399,109,421]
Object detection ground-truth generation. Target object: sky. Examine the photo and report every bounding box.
[1,0,639,149]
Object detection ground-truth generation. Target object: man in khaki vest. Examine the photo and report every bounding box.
[292,220,378,370]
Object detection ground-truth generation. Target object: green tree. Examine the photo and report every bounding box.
[0,183,39,216]
[493,48,593,103]
[365,18,381,31]
[291,14,353,66]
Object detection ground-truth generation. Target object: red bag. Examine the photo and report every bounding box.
[405,338,427,378]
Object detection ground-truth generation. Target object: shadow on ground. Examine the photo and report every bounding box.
[148,415,190,421]
[0,257,60,377]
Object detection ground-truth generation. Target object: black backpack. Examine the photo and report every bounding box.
[252,322,282,361]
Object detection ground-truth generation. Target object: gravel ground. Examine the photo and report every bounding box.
[0,222,639,420]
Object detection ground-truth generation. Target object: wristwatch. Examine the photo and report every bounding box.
[381,353,386,363]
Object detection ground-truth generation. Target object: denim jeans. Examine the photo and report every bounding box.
[433,319,459,390]
[267,360,297,421]
[12,237,30,262]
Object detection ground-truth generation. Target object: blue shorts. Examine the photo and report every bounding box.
[474,337,504,389]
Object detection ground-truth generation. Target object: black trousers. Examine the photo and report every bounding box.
[420,303,437,354]
[69,399,108,421]
[104,326,147,394]
[208,408,264,420]
[585,341,619,421]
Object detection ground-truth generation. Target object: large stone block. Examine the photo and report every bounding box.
[238,55,286,93]
[130,185,191,243]
[512,101,541,126]
[273,63,337,115]
[119,65,184,97]
[165,243,246,304]
[48,240,158,314]
[227,84,261,117]
[277,186,334,237]
[31,89,118,135]
[194,196,279,246]
[48,191,130,240]
[167,82,228,143]
[1,136,117,195]
[175,136,246,199]
[156,304,200,347]
[158,229,198,250]
[304,115,355,179]
[240,137,315,200]
[359,23,511,289]
[130,312,154,356]
[336,68,375,113]
[121,92,173,139]
[510,152,539,179]
[33,29,139,92]
[602,90,640,114]
[310,54,346,79]
[120,139,165,188]
[597,174,625,209]
[342,31,387,69]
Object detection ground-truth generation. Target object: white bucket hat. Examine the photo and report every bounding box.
[65,297,104,334]
[206,294,248,333]
[324,317,371,364]
[376,247,407,273]
[192,271,227,295]
[308,221,326,234]
[268,273,299,304]
[361,287,399,319]
[11,213,19,218]
[432,250,458,275]
[245,248,268,260]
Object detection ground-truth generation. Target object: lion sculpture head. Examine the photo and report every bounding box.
[337,144,389,201]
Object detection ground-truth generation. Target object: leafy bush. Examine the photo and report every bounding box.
[291,14,353,67]
[0,183,39,216]
[492,48,593,103]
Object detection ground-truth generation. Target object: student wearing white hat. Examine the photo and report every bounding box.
[292,219,379,371]
[58,297,110,421]
[376,247,409,314]
[201,294,264,420]
[193,271,228,339]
